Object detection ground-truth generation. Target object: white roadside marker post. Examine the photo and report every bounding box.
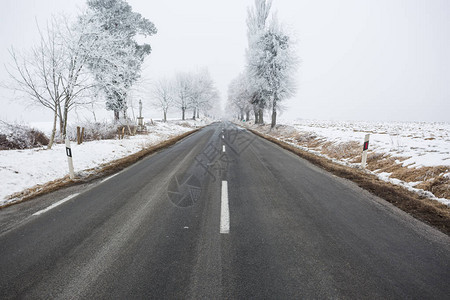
[65,137,75,179]
[361,133,370,169]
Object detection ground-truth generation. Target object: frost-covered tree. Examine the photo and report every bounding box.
[245,0,273,124]
[82,0,157,120]
[249,17,297,128]
[227,73,253,121]
[57,16,99,138]
[227,78,243,120]
[189,69,220,120]
[244,0,298,127]
[151,78,174,122]
[171,69,220,121]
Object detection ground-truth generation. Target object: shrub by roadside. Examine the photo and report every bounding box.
[66,121,118,141]
[0,121,49,150]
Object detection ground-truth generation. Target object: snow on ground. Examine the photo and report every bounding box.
[0,119,209,206]
[286,120,450,168]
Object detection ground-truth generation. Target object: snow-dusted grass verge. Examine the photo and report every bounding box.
[243,120,450,206]
[0,118,210,207]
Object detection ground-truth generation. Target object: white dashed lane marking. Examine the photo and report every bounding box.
[220,181,229,234]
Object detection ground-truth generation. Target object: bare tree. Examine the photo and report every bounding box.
[151,78,174,122]
[4,14,105,145]
[5,21,66,149]
[228,73,253,121]
[174,72,192,121]
[189,69,219,120]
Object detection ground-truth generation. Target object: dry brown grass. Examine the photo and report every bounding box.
[0,129,199,209]
[249,128,450,236]
[321,141,361,160]
[416,175,450,199]
[367,155,401,173]
[365,155,450,199]
[391,165,448,182]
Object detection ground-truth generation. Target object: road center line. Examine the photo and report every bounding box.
[220,181,230,234]
[32,193,80,216]
[223,145,226,152]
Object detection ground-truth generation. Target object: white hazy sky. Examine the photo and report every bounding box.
[0,0,449,123]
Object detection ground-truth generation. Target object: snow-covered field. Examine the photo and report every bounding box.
[288,120,450,168]
[0,119,209,206]
[249,119,450,206]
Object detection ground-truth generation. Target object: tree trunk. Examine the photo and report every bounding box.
[63,105,69,138]
[47,108,58,150]
[271,101,277,128]
[258,109,264,124]
[182,107,185,120]
[163,111,167,122]
[57,103,64,138]
[114,110,120,121]
[192,108,196,120]
[254,107,259,124]
[77,126,81,144]
[196,109,200,119]
[245,110,250,122]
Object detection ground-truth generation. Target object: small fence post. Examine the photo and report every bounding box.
[361,133,370,169]
[81,127,85,144]
[77,126,81,144]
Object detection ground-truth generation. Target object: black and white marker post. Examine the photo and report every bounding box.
[361,133,370,169]
[65,137,75,179]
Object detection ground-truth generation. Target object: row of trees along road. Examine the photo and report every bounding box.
[227,0,298,128]
[4,0,156,149]
[151,69,220,122]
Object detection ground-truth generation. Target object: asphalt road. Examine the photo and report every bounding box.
[0,122,449,299]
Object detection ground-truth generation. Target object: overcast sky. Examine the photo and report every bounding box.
[1,0,449,123]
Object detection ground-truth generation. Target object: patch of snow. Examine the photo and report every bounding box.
[280,119,450,168]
